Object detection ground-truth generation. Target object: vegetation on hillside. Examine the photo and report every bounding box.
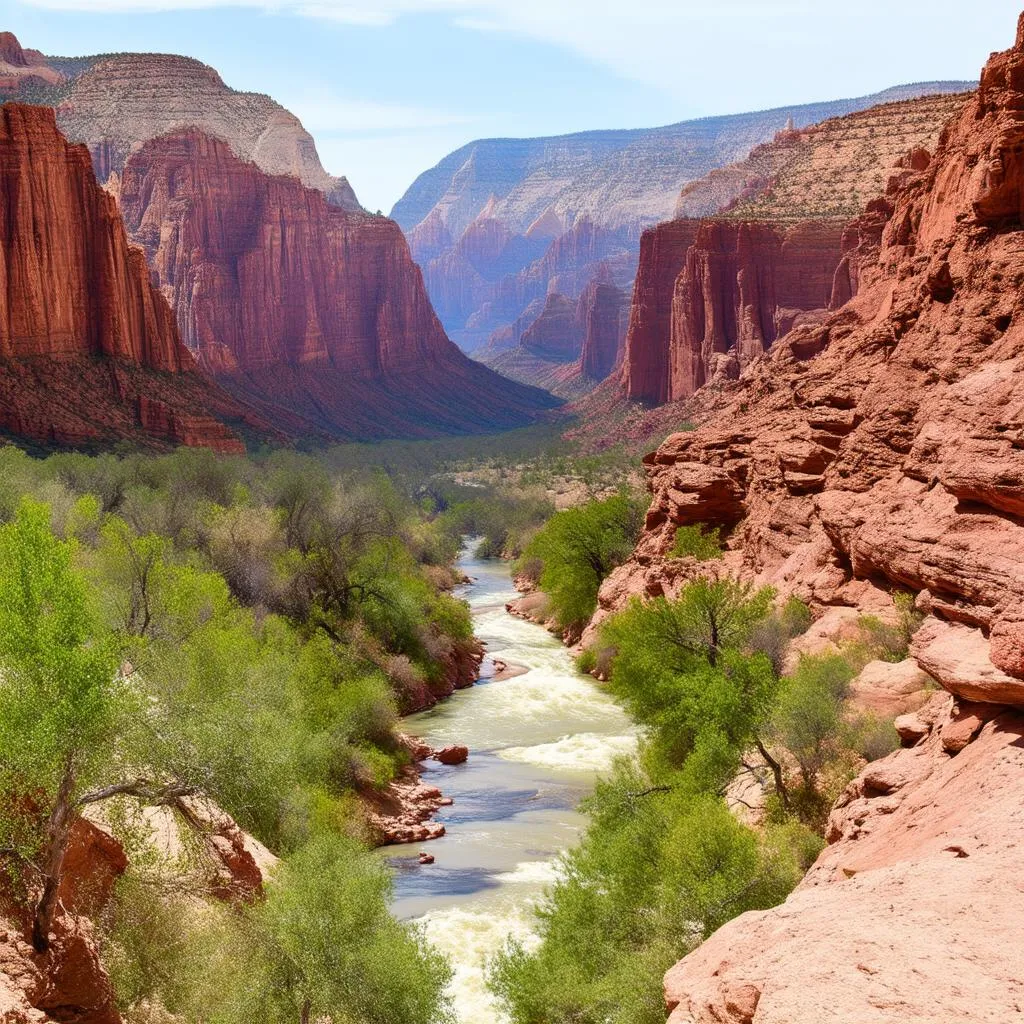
[490,523,914,1023]
[0,444,474,1022]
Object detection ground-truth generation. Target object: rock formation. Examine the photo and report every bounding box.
[579,277,628,381]
[117,130,557,439]
[393,83,973,380]
[0,103,252,452]
[482,269,628,398]
[664,695,1024,1024]
[622,92,967,406]
[520,293,584,360]
[584,16,1024,1020]
[18,47,360,208]
[0,31,62,97]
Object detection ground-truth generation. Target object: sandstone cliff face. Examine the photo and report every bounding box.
[393,83,972,375]
[579,278,628,381]
[118,130,557,439]
[620,221,701,404]
[593,17,1024,1021]
[623,91,967,409]
[520,293,584,360]
[665,219,845,399]
[0,104,248,452]
[480,269,627,397]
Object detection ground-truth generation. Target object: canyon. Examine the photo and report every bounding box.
[621,90,970,405]
[0,32,556,444]
[584,15,1024,1019]
[0,102,254,452]
[392,82,972,401]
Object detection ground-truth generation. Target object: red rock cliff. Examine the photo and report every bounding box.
[621,220,700,404]
[621,217,844,404]
[118,130,556,438]
[667,219,845,398]
[579,278,628,381]
[0,104,248,451]
[589,19,1024,1022]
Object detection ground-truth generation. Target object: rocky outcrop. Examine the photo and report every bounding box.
[622,90,968,408]
[608,35,1022,678]
[0,32,62,97]
[43,50,359,208]
[664,219,845,400]
[664,696,1024,1024]
[0,104,252,452]
[118,130,557,439]
[593,16,1024,1021]
[520,293,584,360]
[579,277,628,381]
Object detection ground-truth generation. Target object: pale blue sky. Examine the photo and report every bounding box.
[4,0,1019,212]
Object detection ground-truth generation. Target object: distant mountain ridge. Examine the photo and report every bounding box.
[394,80,973,384]
[392,82,975,241]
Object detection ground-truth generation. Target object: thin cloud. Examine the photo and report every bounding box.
[13,0,1015,100]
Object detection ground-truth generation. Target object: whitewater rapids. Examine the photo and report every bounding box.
[386,541,636,1023]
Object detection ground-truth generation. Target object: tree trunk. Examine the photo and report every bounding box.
[754,736,790,813]
[300,997,311,1024]
[32,761,76,954]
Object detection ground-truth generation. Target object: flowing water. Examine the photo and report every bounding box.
[386,541,636,1023]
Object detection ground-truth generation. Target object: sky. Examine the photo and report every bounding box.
[3,0,1021,212]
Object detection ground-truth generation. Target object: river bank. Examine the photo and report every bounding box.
[384,541,636,1023]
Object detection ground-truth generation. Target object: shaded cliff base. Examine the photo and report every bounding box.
[0,356,270,455]
[220,360,562,443]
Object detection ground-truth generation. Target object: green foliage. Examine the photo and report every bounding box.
[669,523,723,561]
[850,593,925,665]
[0,501,122,861]
[0,440,486,1017]
[489,768,811,1024]
[599,582,777,774]
[521,494,646,631]
[103,837,452,1024]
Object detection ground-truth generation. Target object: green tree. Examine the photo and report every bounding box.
[521,494,645,631]
[0,502,193,952]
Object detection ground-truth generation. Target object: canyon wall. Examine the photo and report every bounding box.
[0,103,248,451]
[665,218,846,400]
[585,17,1024,1021]
[393,83,973,383]
[118,130,557,439]
[621,90,969,408]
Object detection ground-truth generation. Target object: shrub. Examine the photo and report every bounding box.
[669,524,723,561]
[520,494,645,632]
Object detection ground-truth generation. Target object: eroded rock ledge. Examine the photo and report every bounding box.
[593,14,1024,1022]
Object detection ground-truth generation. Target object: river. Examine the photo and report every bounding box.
[386,541,636,1023]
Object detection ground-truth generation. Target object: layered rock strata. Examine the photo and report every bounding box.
[0,103,251,451]
[118,130,557,439]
